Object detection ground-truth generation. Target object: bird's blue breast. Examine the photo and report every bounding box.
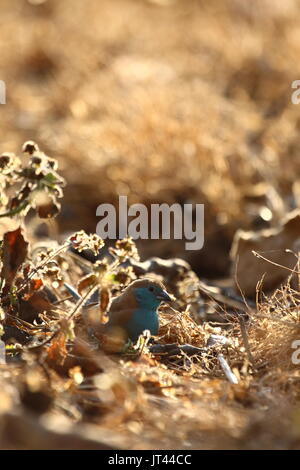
[126,307,159,342]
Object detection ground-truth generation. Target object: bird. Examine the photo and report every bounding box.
[64,278,173,343]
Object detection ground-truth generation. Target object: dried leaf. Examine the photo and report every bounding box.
[77,273,97,296]
[1,227,28,291]
[100,287,111,315]
[21,279,43,301]
[47,332,68,365]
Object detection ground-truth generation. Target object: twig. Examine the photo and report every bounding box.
[0,200,29,218]
[252,251,300,275]
[217,353,238,384]
[238,315,255,365]
[197,280,255,313]
[1,241,71,305]
[68,283,99,321]
[234,254,252,313]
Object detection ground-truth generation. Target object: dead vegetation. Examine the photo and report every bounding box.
[0,0,300,450]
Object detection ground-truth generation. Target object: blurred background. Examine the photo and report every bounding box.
[1,0,300,278]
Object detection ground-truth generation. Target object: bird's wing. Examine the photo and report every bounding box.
[109,288,138,314]
[106,307,136,327]
[94,284,139,331]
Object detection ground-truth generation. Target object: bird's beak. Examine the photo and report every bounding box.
[156,289,173,302]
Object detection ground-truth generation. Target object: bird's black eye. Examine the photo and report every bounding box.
[149,286,154,292]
